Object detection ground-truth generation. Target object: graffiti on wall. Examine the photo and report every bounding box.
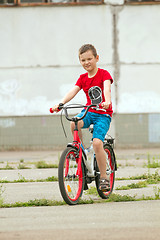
[0,79,55,116]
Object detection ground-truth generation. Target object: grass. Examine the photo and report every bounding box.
[117,160,134,168]
[0,162,14,170]
[18,163,31,169]
[107,193,137,202]
[153,186,160,200]
[144,154,160,168]
[146,170,160,184]
[116,181,148,190]
[116,170,160,184]
[35,160,58,169]
[0,174,58,183]
[0,192,160,208]
[85,186,99,196]
[0,198,95,208]
[0,184,5,206]
[0,199,66,208]
[116,170,160,190]
[0,159,59,170]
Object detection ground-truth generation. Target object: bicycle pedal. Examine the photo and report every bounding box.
[86,177,92,184]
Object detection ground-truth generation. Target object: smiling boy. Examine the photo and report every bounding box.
[52,44,113,191]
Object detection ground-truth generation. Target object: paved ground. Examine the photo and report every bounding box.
[0,148,160,203]
[0,201,160,240]
[0,148,160,240]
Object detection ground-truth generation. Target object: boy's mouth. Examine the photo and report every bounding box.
[85,65,91,68]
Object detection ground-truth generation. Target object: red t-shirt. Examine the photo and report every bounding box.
[75,68,113,117]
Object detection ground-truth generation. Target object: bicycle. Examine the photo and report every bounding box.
[50,104,117,205]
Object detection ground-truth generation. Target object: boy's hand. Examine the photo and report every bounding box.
[50,103,64,113]
[51,104,60,113]
[101,102,112,109]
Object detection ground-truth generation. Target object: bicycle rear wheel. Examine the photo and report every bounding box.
[58,147,85,205]
[95,144,115,199]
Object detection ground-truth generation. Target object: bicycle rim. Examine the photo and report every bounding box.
[58,147,84,205]
[95,144,115,199]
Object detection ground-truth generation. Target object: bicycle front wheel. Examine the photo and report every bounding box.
[95,144,115,199]
[58,147,85,205]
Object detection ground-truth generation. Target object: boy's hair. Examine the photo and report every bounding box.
[79,44,97,58]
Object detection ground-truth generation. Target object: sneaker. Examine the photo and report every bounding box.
[99,178,110,192]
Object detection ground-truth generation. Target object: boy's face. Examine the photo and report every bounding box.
[79,50,99,73]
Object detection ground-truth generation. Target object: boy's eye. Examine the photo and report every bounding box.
[80,58,92,62]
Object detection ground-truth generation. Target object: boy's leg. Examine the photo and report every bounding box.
[93,138,108,179]
[70,110,92,145]
[92,114,111,190]
[70,120,84,142]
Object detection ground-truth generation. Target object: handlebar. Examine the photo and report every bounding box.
[64,104,98,122]
[50,104,101,122]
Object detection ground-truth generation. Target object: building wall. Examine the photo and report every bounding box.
[0,112,160,150]
[0,2,160,149]
[0,5,114,116]
[117,4,160,113]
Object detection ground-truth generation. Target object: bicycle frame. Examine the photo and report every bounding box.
[64,132,82,178]
[70,121,95,178]
[62,104,97,178]
[72,121,83,176]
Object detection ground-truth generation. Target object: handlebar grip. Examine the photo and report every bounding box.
[49,103,64,114]
[50,108,54,113]
[49,107,61,113]
[99,103,112,109]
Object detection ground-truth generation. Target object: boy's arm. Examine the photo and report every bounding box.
[52,85,80,112]
[101,80,112,109]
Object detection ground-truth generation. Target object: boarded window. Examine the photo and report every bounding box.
[0,0,103,6]
[126,0,160,3]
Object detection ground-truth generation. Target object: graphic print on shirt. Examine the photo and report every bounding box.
[88,86,102,105]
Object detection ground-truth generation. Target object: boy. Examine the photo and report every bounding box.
[52,44,113,191]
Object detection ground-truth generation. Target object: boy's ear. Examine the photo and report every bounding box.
[96,55,99,62]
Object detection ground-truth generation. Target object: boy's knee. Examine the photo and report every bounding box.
[70,122,75,132]
[70,121,83,131]
[93,138,103,152]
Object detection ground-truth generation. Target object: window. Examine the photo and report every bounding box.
[0,0,103,6]
[125,0,160,3]
[0,0,15,4]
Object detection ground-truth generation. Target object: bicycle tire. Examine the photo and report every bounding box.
[95,144,115,199]
[58,147,85,205]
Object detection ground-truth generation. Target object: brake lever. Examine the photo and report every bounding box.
[92,103,106,111]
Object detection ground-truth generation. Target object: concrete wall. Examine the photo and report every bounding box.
[0,112,160,150]
[0,5,114,116]
[117,4,160,113]
[0,1,160,149]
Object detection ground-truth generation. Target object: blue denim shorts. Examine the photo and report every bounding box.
[76,109,111,142]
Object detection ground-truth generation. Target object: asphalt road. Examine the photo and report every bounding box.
[0,200,160,240]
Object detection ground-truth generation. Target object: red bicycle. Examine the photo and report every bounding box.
[50,104,117,205]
